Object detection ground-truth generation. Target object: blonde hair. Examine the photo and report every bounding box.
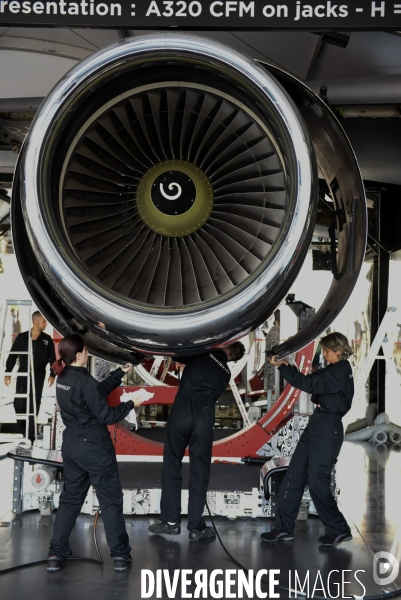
[319,332,353,360]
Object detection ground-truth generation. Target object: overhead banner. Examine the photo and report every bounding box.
[0,0,400,28]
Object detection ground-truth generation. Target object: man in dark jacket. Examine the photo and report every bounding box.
[261,332,354,547]
[149,342,245,541]
[4,311,56,441]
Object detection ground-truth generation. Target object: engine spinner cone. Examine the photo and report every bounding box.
[136,160,214,237]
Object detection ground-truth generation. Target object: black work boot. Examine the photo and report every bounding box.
[47,555,66,572]
[114,556,132,571]
[260,529,295,543]
[148,521,181,535]
[189,526,216,541]
[318,531,352,546]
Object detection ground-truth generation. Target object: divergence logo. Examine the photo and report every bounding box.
[373,551,400,586]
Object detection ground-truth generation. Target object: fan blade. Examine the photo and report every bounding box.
[166,238,184,307]
[186,235,219,301]
[147,238,171,306]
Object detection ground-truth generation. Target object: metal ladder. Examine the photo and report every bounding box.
[0,299,38,444]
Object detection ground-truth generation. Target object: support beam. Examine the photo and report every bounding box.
[0,36,91,61]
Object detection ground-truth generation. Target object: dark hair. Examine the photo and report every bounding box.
[32,310,42,322]
[52,334,86,377]
[227,341,246,362]
[320,332,353,360]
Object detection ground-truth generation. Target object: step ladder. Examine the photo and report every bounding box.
[0,299,38,444]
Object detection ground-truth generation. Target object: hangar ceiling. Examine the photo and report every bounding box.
[1,27,401,184]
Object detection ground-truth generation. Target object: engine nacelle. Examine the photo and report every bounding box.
[12,34,366,361]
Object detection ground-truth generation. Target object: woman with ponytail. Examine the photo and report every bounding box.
[47,334,137,573]
[261,332,354,548]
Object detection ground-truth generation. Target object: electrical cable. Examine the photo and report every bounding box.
[0,556,102,575]
[0,511,103,575]
[93,508,104,564]
[206,501,401,599]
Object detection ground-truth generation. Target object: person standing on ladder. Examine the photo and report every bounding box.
[4,311,56,442]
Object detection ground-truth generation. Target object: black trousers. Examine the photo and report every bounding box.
[49,427,131,559]
[275,410,350,535]
[160,393,215,530]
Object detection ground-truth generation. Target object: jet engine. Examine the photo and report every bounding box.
[12,34,366,362]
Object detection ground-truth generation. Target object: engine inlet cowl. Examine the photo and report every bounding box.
[12,34,363,361]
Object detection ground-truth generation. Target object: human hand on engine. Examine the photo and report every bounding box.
[270,355,288,366]
[121,363,133,373]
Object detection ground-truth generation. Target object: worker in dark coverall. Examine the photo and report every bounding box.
[47,334,140,572]
[149,341,245,541]
[261,332,354,546]
[4,311,56,442]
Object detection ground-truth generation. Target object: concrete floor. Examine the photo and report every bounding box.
[0,441,400,599]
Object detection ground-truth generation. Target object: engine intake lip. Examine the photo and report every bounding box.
[20,34,317,352]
